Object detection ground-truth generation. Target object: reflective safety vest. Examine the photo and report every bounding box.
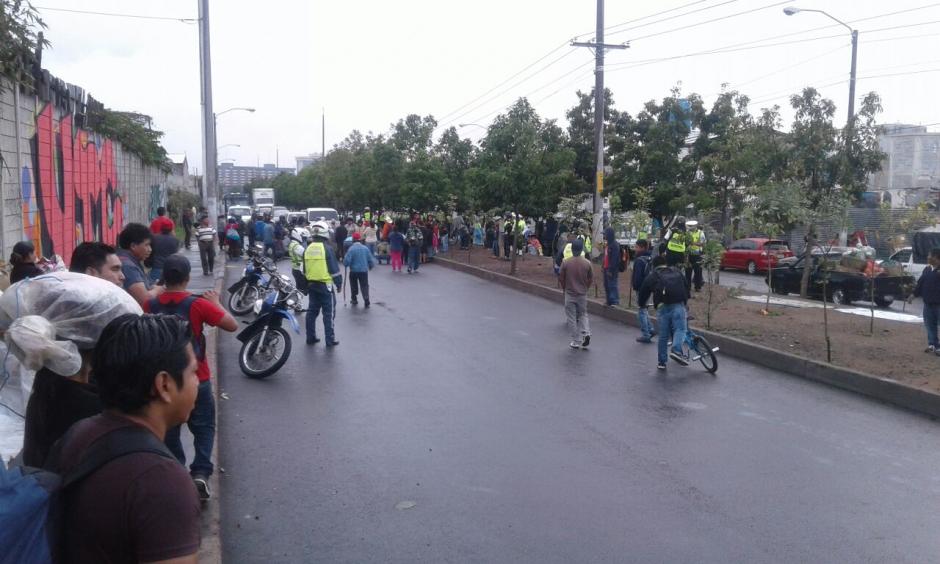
[667,232,686,253]
[562,243,573,260]
[363,211,372,222]
[303,241,332,283]
[689,229,704,253]
[638,231,648,241]
[583,235,592,255]
[288,239,305,270]
[516,219,526,233]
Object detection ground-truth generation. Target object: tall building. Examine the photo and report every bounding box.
[296,153,322,174]
[868,124,940,208]
[218,162,294,190]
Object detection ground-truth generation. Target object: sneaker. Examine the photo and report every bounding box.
[569,341,582,349]
[306,337,320,345]
[364,301,370,308]
[657,363,667,370]
[407,268,413,273]
[193,475,211,501]
[350,299,358,305]
[650,330,657,337]
[926,345,937,353]
[326,340,340,347]
[669,351,690,366]
[581,335,591,348]
[636,336,653,343]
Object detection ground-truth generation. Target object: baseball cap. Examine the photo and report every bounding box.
[352,232,362,241]
[163,254,191,279]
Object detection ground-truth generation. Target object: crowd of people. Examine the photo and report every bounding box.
[1,207,241,562]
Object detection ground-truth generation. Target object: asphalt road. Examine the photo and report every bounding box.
[218,259,940,563]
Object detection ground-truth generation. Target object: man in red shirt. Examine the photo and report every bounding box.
[143,254,237,499]
[150,206,175,235]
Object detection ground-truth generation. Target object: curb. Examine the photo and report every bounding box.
[198,255,226,564]
[434,256,940,419]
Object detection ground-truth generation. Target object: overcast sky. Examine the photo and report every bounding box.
[35,0,940,175]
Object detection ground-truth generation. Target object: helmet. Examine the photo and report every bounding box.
[309,221,330,238]
[291,227,308,243]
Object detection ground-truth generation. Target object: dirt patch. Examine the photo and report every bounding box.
[435,247,938,393]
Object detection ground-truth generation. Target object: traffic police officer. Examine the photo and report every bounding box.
[304,221,343,346]
[686,220,706,292]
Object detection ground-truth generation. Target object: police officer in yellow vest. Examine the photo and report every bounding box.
[664,216,687,268]
[288,224,309,295]
[363,207,372,224]
[553,231,577,274]
[304,221,343,346]
[686,220,706,292]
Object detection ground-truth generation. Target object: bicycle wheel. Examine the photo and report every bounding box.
[691,335,718,374]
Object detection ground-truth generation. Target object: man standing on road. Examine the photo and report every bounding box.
[602,227,622,306]
[406,221,424,273]
[344,232,377,307]
[181,208,194,250]
[631,239,655,343]
[334,219,348,261]
[196,215,217,276]
[559,239,593,349]
[143,254,238,500]
[913,247,940,355]
[638,254,691,369]
[304,221,343,346]
[686,220,705,293]
[148,225,180,285]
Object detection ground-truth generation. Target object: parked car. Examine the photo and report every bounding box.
[720,238,794,274]
[769,254,914,307]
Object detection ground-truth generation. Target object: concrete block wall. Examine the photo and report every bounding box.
[0,78,169,265]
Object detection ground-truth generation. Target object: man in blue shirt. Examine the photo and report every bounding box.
[913,248,940,355]
[343,232,377,307]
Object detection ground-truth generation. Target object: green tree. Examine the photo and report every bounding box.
[565,88,615,191]
[0,0,48,90]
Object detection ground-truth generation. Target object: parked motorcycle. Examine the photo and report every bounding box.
[227,246,275,316]
[236,271,305,378]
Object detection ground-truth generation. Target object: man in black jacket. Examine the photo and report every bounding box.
[334,220,349,261]
[638,255,691,369]
[913,248,940,355]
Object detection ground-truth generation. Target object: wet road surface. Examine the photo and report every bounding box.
[218,260,940,563]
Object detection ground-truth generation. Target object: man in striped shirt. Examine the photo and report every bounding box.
[196,215,217,276]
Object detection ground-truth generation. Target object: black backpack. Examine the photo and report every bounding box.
[0,426,174,564]
[147,295,206,361]
[656,267,688,303]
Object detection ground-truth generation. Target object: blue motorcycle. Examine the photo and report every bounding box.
[237,271,304,378]
[227,246,275,316]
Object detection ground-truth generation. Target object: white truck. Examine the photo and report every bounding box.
[252,188,275,208]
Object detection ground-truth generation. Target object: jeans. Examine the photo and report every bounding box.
[165,380,215,477]
[148,267,163,285]
[366,242,376,256]
[390,250,403,271]
[638,306,654,339]
[441,236,449,252]
[408,246,420,271]
[564,293,590,342]
[657,303,687,365]
[924,303,940,348]
[306,282,336,343]
[198,240,215,274]
[603,269,619,305]
[349,271,370,303]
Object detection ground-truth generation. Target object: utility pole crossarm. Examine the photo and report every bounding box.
[570,41,629,50]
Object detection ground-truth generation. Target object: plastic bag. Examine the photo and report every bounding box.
[0,272,142,377]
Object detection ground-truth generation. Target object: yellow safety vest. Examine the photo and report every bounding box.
[638,231,648,241]
[516,219,525,233]
[364,211,372,222]
[689,230,704,252]
[303,241,332,283]
[563,243,573,260]
[583,235,592,254]
[667,232,686,253]
[288,240,305,270]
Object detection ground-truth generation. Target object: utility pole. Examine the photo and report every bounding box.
[572,0,627,258]
[198,0,217,218]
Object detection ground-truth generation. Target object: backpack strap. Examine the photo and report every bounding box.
[61,426,175,490]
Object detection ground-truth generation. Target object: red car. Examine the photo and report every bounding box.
[720,238,794,274]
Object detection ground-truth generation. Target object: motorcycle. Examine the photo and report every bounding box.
[227,246,276,316]
[236,271,305,378]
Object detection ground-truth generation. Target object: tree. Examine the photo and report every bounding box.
[0,0,48,90]
[744,182,804,312]
[565,88,615,192]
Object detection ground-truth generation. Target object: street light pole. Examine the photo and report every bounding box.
[784,7,858,128]
[213,108,255,204]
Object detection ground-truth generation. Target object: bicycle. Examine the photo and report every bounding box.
[681,324,719,374]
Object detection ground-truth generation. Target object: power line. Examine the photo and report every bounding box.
[591,0,739,39]
[34,5,197,23]
[624,0,795,43]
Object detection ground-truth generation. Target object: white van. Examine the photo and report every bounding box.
[306,207,340,228]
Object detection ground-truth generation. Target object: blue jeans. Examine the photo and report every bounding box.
[166,379,215,477]
[603,269,619,305]
[657,303,687,365]
[306,282,335,343]
[367,242,376,256]
[441,236,449,252]
[408,246,420,271]
[924,303,940,348]
[638,306,654,339]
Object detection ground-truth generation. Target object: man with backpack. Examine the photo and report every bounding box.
[143,254,237,500]
[602,227,622,306]
[637,254,691,369]
[631,239,656,343]
[40,314,202,563]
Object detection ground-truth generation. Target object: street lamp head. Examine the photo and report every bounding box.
[246,108,256,113]
[783,7,800,15]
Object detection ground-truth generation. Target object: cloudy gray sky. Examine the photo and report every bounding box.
[35,0,940,175]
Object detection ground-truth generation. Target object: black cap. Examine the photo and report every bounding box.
[163,254,191,278]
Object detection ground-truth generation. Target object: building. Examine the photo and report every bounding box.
[166,153,199,196]
[867,124,940,209]
[296,153,322,174]
[218,162,294,190]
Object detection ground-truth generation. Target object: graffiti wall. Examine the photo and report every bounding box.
[0,77,167,265]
